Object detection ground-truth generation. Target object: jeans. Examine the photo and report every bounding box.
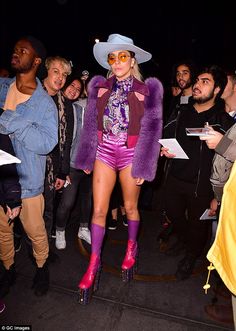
[56,167,92,230]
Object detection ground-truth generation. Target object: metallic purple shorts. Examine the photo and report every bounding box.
[96,133,135,171]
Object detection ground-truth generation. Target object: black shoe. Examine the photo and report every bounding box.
[157,213,173,243]
[122,214,128,227]
[108,219,118,230]
[47,249,60,264]
[32,263,49,296]
[0,264,16,297]
[165,240,186,257]
[175,254,196,281]
[14,236,22,253]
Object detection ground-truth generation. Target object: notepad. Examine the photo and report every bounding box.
[200,209,217,220]
[159,138,189,159]
[186,128,211,136]
[0,149,21,166]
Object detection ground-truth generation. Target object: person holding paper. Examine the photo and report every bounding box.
[0,133,21,304]
[0,36,58,298]
[160,65,234,281]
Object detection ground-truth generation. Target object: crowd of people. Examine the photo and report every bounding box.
[0,32,235,328]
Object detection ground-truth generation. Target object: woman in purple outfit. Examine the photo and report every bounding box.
[76,33,163,304]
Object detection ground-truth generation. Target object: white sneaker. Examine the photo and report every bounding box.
[78,227,91,245]
[55,230,66,250]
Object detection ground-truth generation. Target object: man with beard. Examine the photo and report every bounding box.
[0,36,58,296]
[157,60,198,249]
[164,60,197,122]
[160,65,235,280]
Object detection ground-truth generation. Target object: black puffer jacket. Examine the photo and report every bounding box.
[0,134,21,209]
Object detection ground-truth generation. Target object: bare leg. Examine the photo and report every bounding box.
[92,160,117,227]
[78,160,117,304]
[119,165,142,281]
[119,165,141,221]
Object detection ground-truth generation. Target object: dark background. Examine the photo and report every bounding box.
[1,0,236,85]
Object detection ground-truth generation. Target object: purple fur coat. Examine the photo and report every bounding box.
[75,75,163,181]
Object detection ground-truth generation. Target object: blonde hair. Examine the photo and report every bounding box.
[131,60,143,81]
[45,56,72,76]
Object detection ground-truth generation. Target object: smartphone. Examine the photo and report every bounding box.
[185,127,210,136]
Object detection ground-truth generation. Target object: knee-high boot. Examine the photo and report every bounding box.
[78,223,105,304]
[121,219,139,282]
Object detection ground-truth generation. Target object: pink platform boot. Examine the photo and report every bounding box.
[78,253,101,305]
[121,239,138,282]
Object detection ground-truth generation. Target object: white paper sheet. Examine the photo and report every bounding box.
[159,138,189,159]
[200,209,217,220]
[0,149,21,166]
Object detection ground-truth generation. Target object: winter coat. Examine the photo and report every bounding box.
[75,75,163,181]
[211,122,236,201]
[0,77,58,198]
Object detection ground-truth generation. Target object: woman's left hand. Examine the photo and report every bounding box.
[136,178,144,186]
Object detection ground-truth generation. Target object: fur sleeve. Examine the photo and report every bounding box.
[75,75,106,171]
[131,77,163,181]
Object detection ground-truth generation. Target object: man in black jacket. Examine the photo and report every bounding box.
[161,65,235,280]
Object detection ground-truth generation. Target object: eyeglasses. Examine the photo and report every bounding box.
[107,52,131,65]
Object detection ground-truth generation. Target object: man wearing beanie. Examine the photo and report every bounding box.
[0,36,58,296]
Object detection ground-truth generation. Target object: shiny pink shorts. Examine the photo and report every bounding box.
[96,133,134,171]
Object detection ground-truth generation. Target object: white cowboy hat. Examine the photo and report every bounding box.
[93,33,152,70]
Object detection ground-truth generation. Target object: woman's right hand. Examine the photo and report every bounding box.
[160,147,176,158]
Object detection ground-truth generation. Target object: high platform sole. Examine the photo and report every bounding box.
[78,265,101,305]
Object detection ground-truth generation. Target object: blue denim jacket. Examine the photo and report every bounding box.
[0,77,58,198]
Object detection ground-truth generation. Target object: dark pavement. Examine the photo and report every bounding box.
[0,187,234,331]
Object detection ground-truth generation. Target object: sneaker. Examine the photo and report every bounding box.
[55,230,66,250]
[14,236,22,253]
[0,264,16,298]
[122,214,128,227]
[32,263,49,296]
[78,227,91,245]
[0,300,5,313]
[108,219,118,230]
